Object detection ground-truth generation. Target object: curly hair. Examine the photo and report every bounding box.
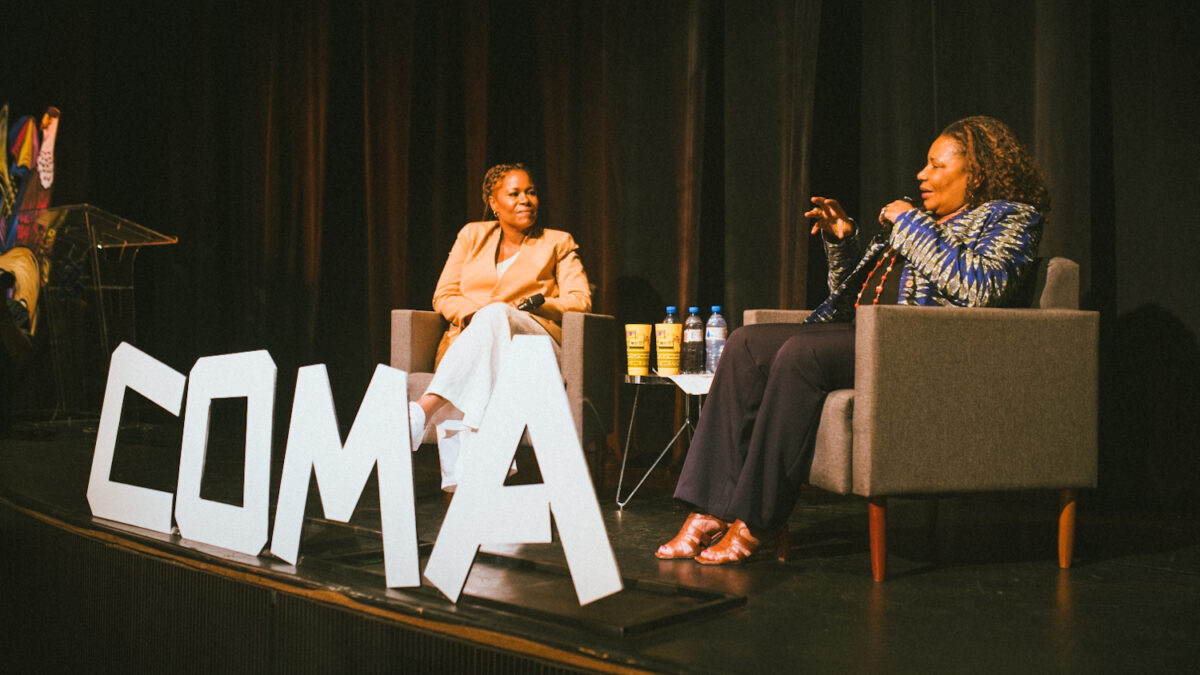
[481,163,534,208]
[940,116,1051,213]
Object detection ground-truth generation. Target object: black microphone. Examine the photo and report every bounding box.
[517,293,545,312]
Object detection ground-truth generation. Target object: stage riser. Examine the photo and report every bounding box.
[1,504,594,674]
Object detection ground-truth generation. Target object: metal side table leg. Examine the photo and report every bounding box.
[616,391,701,510]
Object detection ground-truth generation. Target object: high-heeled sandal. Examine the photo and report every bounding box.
[655,512,729,559]
[694,519,788,565]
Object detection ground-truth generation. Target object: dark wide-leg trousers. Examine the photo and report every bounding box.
[673,321,856,530]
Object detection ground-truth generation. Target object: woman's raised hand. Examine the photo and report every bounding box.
[879,199,915,227]
[806,197,855,240]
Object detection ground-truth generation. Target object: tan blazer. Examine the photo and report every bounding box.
[432,221,592,363]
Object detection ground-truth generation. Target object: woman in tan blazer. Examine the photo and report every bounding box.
[409,163,592,492]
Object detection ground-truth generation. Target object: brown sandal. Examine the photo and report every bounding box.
[655,512,729,559]
[695,519,788,565]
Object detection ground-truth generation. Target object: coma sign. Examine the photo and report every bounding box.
[86,337,622,606]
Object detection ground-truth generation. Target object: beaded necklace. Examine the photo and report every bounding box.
[854,247,900,308]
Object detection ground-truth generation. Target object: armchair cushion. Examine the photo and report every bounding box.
[811,390,854,493]
[1034,257,1080,310]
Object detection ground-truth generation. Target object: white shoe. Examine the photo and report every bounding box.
[437,421,470,491]
[437,422,519,492]
[408,401,425,452]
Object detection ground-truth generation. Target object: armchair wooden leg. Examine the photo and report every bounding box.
[1058,488,1077,569]
[869,496,887,582]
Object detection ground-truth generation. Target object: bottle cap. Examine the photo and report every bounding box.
[711,305,721,313]
[666,306,676,313]
[689,306,699,313]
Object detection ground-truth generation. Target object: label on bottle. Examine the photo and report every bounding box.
[705,326,727,340]
[684,328,704,342]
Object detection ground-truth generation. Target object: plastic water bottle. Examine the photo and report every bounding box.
[656,306,681,375]
[681,306,706,373]
[705,305,727,374]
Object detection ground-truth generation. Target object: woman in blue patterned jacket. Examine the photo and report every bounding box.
[658,116,1050,564]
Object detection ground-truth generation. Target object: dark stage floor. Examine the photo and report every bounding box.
[2,419,1199,673]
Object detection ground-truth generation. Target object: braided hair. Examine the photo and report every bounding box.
[940,116,1051,213]
[481,163,533,216]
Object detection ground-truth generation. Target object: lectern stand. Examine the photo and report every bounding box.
[14,204,177,421]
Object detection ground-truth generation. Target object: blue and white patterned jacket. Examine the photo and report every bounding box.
[805,200,1042,324]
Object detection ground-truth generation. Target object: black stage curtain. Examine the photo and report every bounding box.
[10,0,819,411]
[7,1,1199,498]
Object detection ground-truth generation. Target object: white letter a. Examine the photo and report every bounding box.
[423,335,622,605]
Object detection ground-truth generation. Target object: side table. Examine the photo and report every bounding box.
[615,373,713,510]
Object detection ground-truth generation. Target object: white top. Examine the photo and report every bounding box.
[496,251,519,279]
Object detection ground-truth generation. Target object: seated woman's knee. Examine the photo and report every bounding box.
[471,302,514,329]
[772,335,819,373]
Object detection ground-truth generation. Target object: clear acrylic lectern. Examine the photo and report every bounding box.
[13,204,177,420]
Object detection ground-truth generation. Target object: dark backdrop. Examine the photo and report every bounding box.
[7,0,1198,506]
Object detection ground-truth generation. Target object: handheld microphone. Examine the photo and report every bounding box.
[517,293,545,312]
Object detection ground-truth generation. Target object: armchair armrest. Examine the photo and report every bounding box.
[743,309,811,325]
[852,304,1099,496]
[562,312,617,443]
[390,309,447,373]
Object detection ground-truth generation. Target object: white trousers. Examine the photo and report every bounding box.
[425,303,557,489]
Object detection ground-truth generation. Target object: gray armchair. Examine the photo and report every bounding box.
[744,257,1098,580]
[390,310,616,473]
